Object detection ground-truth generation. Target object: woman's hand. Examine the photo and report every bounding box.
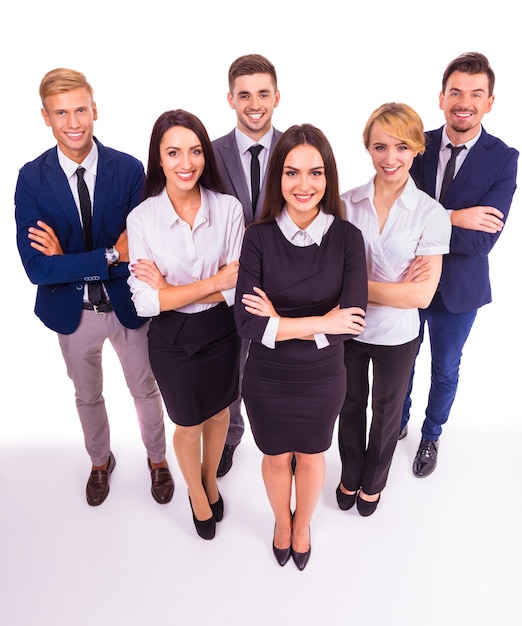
[242,286,278,317]
[130,259,169,290]
[213,260,239,292]
[401,256,431,283]
[323,305,366,335]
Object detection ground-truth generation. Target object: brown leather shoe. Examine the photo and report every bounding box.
[86,452,116,506]
[148,459,174,504]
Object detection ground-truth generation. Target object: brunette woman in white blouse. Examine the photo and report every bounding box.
[336,103,451,516]
[127,110,244,539]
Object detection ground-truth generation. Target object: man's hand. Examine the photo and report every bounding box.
[115,229,129,262]
[28,220,64,256]
[451,206,504,233]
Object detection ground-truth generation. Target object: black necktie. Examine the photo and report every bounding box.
[248,144,263,212]
[77,167,103,305]
[439,144,466,204]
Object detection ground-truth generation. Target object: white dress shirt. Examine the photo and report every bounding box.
[261,207,334,349]
[436,126,482,202]
[127,186,245,317]
[342,176,451,346]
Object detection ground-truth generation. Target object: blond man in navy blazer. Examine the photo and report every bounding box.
[399,53,518,477]
[15,69,174,506]
[212,54,282,476]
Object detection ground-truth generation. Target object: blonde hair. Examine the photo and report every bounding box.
[363,102,425,155]
[39,68,94,108]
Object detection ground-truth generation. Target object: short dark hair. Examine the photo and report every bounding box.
[142,109,225,200]
[442,52,495,96]
[258,124,343,224]
[228,54,277,93]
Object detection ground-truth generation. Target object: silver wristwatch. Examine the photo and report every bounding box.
[105,246,120,266]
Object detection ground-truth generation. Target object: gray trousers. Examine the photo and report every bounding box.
[58,310,166,466]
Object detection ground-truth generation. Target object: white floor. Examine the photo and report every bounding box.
[2,289,520,626]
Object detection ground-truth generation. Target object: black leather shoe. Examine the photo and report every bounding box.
[188,496,216,540]
[209,492,224,522]
[413,438,439,477]
[336,484,357,511]
[86,452,116,506]
[356,492,380,517]
[291,528,311,571]
[272,524,292,567]
[398,425,408,440]
[217,444,237,478]
[148,459,174,504]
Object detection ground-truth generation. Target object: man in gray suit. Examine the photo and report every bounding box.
[213,54,282,476]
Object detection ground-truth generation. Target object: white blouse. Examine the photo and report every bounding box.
[342,176,451,346]
[127,186,245,317]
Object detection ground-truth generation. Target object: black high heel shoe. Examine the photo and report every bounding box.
[209,492,224,523]
[336,484,357,511]
[188,496,216,540]
[356,492,381,517]
[272,523,292,567]
[291,527,311,571]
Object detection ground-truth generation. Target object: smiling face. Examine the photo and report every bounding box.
[281,144,326,228]
[439,71,494,144]
[41,87,97,163]
[159,126,205,196]
[368,121,416,188]
[227,72,280,141]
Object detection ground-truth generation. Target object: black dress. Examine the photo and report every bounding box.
[234,218,367,455]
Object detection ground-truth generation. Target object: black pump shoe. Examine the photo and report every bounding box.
[188,496,216,540]
[272,524,292,566]
[356,492,381,517]
[291,527,311,571]
[209,492,224,522]
[336,484,357,511]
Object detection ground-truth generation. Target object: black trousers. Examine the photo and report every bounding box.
[338,337,419,495]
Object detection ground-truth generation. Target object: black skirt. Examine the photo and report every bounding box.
[148,303,240,426]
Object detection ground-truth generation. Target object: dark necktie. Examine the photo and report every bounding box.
[77,167,103,305]
[439,144,466,204]
[248,144,263,212]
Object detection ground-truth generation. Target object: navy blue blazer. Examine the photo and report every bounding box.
[15,138,146,334]
[212,128,282,225]
[411,126,518,313]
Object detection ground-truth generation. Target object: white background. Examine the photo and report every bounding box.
[1,1,520,625]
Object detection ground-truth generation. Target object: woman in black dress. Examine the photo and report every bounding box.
[235,124,368,569]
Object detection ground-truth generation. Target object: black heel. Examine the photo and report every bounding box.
[291,527,311,571]
[272,523,292,566]
[336,484,357,511]
[210,492,224,522]
[188,496,216,540]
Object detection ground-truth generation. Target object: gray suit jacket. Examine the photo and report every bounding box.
[213,128,282,224]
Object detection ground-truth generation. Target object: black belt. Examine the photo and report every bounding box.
[82,301,113,313]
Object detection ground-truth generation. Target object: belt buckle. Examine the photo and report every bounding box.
[93,304,103,314]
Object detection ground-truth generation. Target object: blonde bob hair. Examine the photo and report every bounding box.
[363,102,425,155]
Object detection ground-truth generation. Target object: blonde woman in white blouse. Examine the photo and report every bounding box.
[337,103,451,516]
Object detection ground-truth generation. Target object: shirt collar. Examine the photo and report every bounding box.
[58,141,98,179]
[235,127,274,156]
[441,125,482,151]
[349,175,419,211]
[276,206,332,245]
[163,186,210,228]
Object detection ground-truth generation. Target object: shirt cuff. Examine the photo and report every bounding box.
[314,333,330,349]
[261,316,279,349]
[222,287,236,307]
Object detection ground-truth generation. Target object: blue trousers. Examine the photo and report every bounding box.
[401,292,477,441]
